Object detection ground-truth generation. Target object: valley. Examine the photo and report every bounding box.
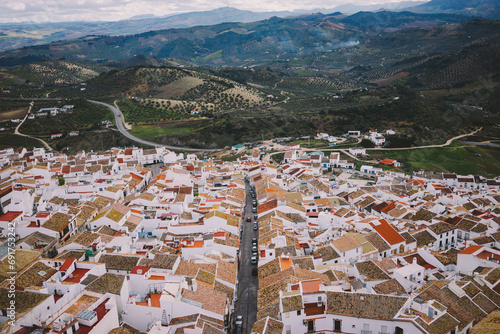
[0,6,498,177]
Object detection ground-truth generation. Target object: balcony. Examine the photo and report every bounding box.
[304,303,325,316]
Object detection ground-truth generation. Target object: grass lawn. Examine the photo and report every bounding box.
[368,143,500,178]
[129,124,193,140]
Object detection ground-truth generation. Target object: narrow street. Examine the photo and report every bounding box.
[233,179,259,334]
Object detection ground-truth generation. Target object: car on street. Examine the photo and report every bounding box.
[253,214,258,220]
[246,217,251,222]
[252,237,257,243]
[253,222,258,231]
[252,208,257,213]
[252,245,258,253]
[234,315,243,334]
[251,255,258,264]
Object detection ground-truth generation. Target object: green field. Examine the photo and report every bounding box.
[368,143,500,177]
[129,124,194,140]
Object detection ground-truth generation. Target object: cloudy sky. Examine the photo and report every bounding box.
[1,0,418,23]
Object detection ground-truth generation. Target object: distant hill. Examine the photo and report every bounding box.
[406,0,500,19]
[0,11,475,67]
[2,56,190,86]
[331,1,428,13]
[0,7,299,52]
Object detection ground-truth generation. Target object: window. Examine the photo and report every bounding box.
[286,325,291,334]
[381,325,388,334]
[457,231,462,239]
[297,310,301,316]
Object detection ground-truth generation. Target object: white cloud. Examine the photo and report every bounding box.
[5,2,27,11]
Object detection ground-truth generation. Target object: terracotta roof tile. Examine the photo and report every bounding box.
[326,291,406,320]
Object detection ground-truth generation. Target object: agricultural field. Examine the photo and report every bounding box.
[10,60,111,85]
[48,130,142,153]
[155,76,205,99]
[0,108,28,122]
[129,124,194,139]
[117,98,194,123]
[368,142,500,178]
[0,134,44,149]
[0,100,30,122]
[19,99,112,136]
[139,98,216,116]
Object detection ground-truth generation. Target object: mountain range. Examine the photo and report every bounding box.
[2,0,499,52]
[0,11,478,68]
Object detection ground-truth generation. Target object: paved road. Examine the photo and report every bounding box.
[88,100,217,152]
[14,101,53,150]
[233,180,258,334]
[460,141,500,148]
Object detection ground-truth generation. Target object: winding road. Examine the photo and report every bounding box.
[14,101,53,150]
[88,100,217,152]
[263,128,483,163]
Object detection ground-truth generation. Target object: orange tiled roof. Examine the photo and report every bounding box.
[458,245,483,255]
[369,219,405,245]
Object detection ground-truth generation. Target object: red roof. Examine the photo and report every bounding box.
[36,212,51,218]
[59,258,75,271]
[301,279,322,294]
[369,219,405,245]
[458,245,483,255]
[0,211,23,222]
[407,179,425,186]
[379,159,395,166]
[130,266,150,275]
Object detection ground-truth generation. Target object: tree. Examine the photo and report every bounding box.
[360,139,375,148]
[58,176,66,186]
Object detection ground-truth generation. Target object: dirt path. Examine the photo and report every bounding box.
[14,101,53,150]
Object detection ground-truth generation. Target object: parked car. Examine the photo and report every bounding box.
[252,245,258,253]
[252,208,257,213]
[251,255,258,265]
[246,217,251,222]
[235,315,243,327]
[253,222,258,231]
[253,214,258,220]
[251,267,258,276]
